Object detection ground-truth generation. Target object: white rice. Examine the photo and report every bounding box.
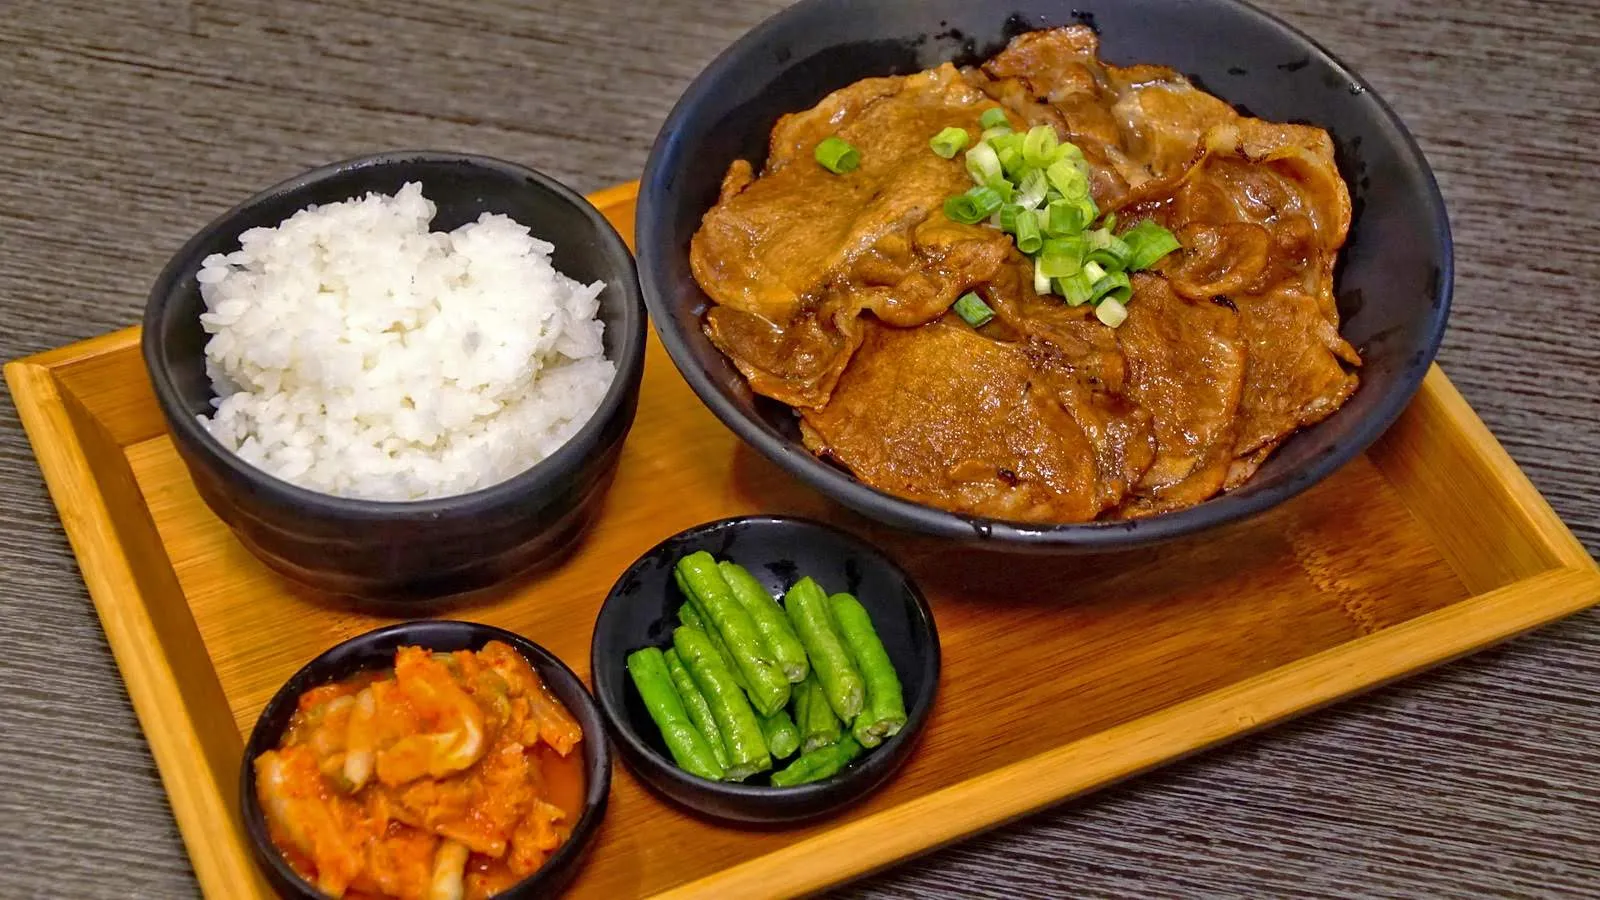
[195,182,615,501]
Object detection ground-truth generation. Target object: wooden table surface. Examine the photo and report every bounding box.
[2,0,1597,896]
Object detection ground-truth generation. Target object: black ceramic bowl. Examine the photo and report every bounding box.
[143,151,646,600]
[635,0,1452,552]
[590,516,940,824]
[241,620,611,899]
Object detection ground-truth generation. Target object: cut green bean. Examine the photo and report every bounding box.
[829,592,907,748]
[663,648,729,769]
[718,561,809,683]
[769,736,863,787]
[796,674,842,753]
[676,553,790,715]
[782,577,864,722]
[672,625,771,780]
[625,648,725,781]
[678,602,749,692]
[758,707,801,760]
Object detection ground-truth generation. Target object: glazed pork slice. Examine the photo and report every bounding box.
[1121,118,1359,470]
[692,64,1006,408]
[800,319,1136,523]
[1112,274,1247,517]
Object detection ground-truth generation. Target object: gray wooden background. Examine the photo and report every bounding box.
[3,0,1597,896]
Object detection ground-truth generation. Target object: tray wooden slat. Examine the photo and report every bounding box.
[7,182,1597,900]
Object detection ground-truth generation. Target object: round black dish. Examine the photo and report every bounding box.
[635,0,1452,552]
[590,516,940,824]
[143,151,647,600]
[240,620,612,900]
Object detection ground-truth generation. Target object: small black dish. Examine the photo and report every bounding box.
[240,620,612,899]
[590,516,940,825]
[143,151,647,601]
[635,0,1453,552]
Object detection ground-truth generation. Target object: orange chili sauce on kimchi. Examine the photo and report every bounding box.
[253,641,586,900]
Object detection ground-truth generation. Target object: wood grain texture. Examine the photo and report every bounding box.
[1,0,1596,898]
[11,284,1597,898]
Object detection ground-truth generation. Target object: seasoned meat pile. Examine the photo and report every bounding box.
[690,26,1358,523]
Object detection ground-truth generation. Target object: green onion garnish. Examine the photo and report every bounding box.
[1038,236,1086,278]
[998,203,1023,234]
[965,141,1003,186]
[1015,209,1043,254]
[1034,257,1054,295]
[932,118,1179,324]
[814,136,860,174]
[953,291,995,328]
[1014,168,1049,209]
[1089,270,1132,304]
[1047,198,1094,236]
[930,127,970,159]
[943,185,1006,225]
[980,125,1014,145]
[1022,125,1059,168]
[1095,297,1129,328]
[1058,271,1094,306]
[1046,159,1090,200]
[1086,232,1133,271]
[1123,219,1183,270]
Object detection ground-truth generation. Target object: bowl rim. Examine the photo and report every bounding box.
[589,514,942,810]
[635,0,1454,549]
[142,150,647,521]
[238,619,612,897]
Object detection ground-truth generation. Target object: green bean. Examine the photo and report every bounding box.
[625,648,725,781]
[718,561,809,683]
[676,553,790,716]
[678,603,749,692]
[829,592,907,748]
[769,736,864,787]
[783,577,864,721]
[758,707,801,760]
[795,674,842,753]
[673,625,771,780]
[663,648,730,769]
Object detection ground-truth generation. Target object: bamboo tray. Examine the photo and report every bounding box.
[8,182,1599,900]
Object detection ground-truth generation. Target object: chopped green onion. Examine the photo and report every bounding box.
[980,107,1010,129]
[980,125,1014,145]
[1095,297,1129,327]
[1057,271,1094,306]
[1046,198,1095,236]
[1100,212,1118,232]
[1089,270,1132,304]
[1046,159,1090,200]
[1015,209,1043,254]
[1038,236,1086,278]
[965,142,1003,186]
[814,136,860,174]
[930,127,970,159]
[1123,219,1183,270]
[998,203,1024,234]
[953,291,995,328]
[1015,169,1049,209]
[1022,125,1060,168]
[1086,233,1133,271]
[997,145,1027,180]
[943,185,1006,225]
[986,177,1015,204]
[1033,257,1054,295]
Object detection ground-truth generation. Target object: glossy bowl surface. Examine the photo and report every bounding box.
[590,516,940,824]
[636,0,1452,551]
[240,620,612,900]
[143,151,646,599]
